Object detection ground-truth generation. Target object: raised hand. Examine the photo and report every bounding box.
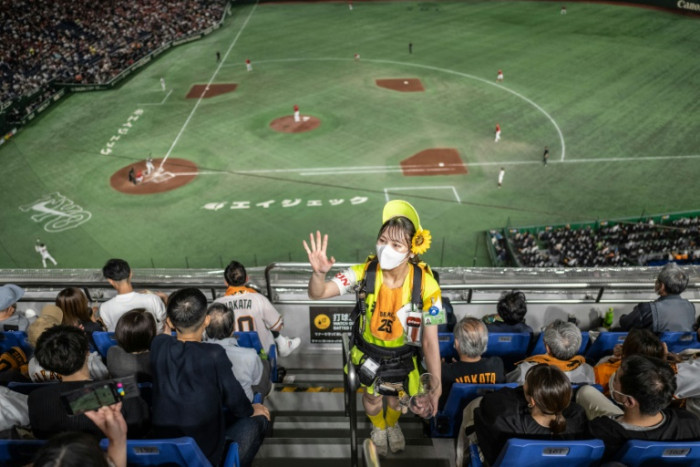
[303,230,336,274]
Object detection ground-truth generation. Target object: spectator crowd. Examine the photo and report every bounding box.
[1,0,226,109]
[1,259,699,466]
[500,215,700,267]
[0,257,297,467]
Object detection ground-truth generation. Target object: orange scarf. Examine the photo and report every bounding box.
[225,285,258,296]
[519,354,587,372]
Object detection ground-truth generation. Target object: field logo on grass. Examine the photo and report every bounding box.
[19,192,92,232]
[202,197,369,211]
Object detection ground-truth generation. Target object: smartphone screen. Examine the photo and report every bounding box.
[61,383,119,415]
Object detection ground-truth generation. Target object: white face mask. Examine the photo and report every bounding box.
[376,244,408,270]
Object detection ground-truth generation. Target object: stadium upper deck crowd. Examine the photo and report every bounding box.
[503,215,700,268]
[0,0,226,109]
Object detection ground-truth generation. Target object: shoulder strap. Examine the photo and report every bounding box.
[350,259,378,325]
[364,259,378,296]
[411,263,422,308]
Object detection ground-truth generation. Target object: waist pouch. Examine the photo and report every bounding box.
[354,337,418,387]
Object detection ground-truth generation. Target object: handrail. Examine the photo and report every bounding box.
[342,333,359,467]
[262,263,700,306]
[4,264,700,309]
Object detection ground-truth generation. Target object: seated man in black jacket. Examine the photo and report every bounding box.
[588,355,700,462]
[619,263,696,332]
[150,287,269,467]
[28,325,149,439]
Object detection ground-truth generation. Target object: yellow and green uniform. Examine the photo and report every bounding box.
[334,260,444,395]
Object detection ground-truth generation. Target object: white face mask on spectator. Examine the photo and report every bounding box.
[376,244,408,271]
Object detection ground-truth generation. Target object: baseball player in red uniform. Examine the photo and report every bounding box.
[294,104,300,123]
[496,69,504,82]
[495,123,501,142]
[246,58,252,72]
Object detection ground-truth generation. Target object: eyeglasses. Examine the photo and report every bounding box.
[609,370,632,401]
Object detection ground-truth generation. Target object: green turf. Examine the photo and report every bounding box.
[1,1,699,269]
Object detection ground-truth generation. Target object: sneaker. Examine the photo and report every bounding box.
[370,427,388,456]
[275,335,301,357]
[387,424,405,453]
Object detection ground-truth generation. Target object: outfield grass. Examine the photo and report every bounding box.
[0,1,698,269]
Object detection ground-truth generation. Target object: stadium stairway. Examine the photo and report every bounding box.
[255,352,453,467]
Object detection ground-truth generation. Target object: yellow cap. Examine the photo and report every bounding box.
[382,200,421,231]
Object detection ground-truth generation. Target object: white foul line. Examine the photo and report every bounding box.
[138,89,173,106]
[384,186,461,203]
[158,1,259,170]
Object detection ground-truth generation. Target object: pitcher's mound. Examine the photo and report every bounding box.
[110,158,198,195]
[376,79,424,92]
[270,115,321,133]
[401,149,467,176]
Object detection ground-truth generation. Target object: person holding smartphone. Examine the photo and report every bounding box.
[27,326,150,439]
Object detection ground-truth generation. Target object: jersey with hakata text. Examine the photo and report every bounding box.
[214,288,282,352]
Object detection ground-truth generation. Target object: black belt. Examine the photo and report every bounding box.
[353,335,418,362]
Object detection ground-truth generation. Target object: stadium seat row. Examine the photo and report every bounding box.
[468,438,700,467]
[438,330,700,362]
[0,437,239,467]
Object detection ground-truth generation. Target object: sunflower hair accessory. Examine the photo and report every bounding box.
[411,229,431,255]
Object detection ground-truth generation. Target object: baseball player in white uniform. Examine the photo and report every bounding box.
[35,240,57,268]
[145,155,155,176]
[160,77,166,91]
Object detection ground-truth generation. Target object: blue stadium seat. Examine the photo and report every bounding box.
[92,331,118,359]
[486,333,532,359]
[530,331,589,356]
[438,332,531,360]
[659,332,700,354]
[614,440,700,466]
[585,332,627,362]
[430,383,518,438]
[235,331,278,383]
[223,442,241,467]
[438,332,457,359]
[0,331,33,357]
[7,381,58,395]
[0,439,46,466]
[469,438,605,467]
[99,437,211,466]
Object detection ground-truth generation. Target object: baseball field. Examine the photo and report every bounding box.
[1,0,699,269]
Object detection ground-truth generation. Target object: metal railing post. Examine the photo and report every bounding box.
[342,333,359,467]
